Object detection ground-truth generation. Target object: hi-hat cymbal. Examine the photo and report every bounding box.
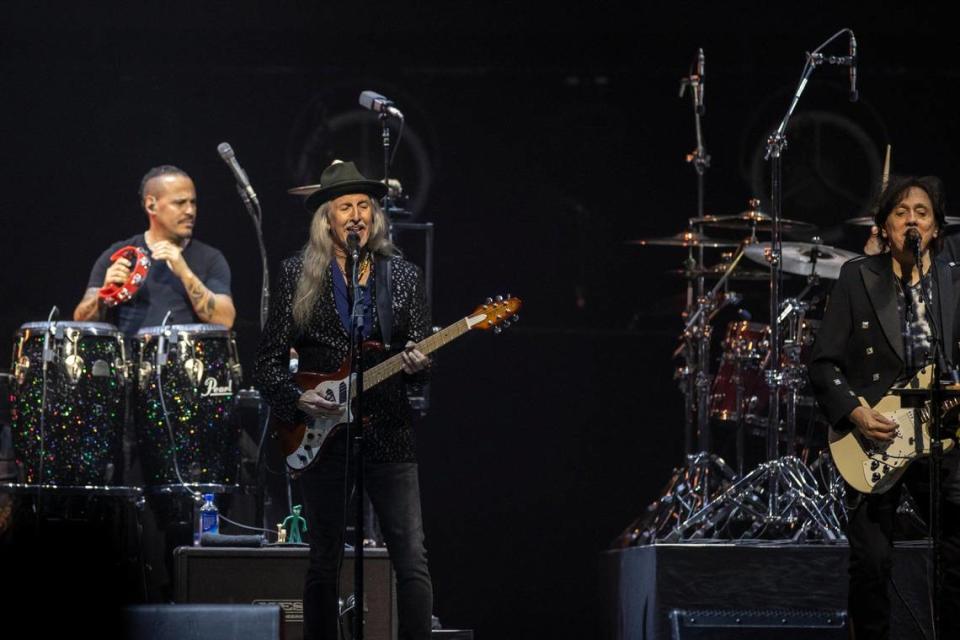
[691,210,818,235]
[844,215,960,227]
[743,241,860,280]
[627,231,739,248]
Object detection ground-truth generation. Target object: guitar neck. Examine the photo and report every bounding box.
[363,318,472,389]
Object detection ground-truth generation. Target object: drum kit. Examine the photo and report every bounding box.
[618,198,868,544]
[6,320,242,496]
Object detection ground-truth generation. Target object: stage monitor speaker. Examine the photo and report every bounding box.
[174,546,397,640]
[124,604,283,640]
[670,609,847,639]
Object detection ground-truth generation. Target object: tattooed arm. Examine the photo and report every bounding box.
[151,241,237,328]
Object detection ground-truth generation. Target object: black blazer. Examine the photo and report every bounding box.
[809,253,960,429]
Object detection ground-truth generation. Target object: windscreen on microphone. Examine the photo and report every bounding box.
[906,228,922,255]
[217,142,234,160]
[346,232,360,254]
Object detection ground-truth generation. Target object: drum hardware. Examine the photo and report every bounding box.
[613,50,748,546]
[62,327,85,384]
[664,31,856,543]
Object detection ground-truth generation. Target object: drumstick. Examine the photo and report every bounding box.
[881,144,891,191]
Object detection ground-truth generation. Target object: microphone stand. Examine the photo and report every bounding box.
[912,244,947,640]
[380,113,392,216]
[233,184,275,532]
[347,244,368,640]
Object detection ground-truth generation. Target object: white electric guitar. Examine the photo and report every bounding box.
[828,366,958,494]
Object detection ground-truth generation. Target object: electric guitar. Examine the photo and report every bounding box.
[274,295,521,472]
[828,365,959,494]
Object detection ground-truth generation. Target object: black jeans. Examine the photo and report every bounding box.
[846,448,960,639]
[299,437,433,640]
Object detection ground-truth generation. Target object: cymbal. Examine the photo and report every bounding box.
[627,231,739,248]
[743,241,860,280]
[845,215,960,227]
[691,210,817,235]
[287,184,321,196]
[667,265,772,281]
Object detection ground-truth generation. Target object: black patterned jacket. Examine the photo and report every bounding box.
[253,253,430,462]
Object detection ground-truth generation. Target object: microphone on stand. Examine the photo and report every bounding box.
[848,31,859,102]
[217,142,259,204]
[359,90,404,120]
[346,231,360,263]
[907,228,922,264]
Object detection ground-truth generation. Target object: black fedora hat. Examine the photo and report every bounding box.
[294,160,387,212]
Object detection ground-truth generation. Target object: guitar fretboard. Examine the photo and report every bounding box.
[363,317,473,389]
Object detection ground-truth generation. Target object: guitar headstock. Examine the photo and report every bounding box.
[468,295,522,333]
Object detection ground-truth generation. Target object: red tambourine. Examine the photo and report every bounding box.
[98,245,151,307]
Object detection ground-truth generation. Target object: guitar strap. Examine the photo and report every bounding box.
[375,255,393,350]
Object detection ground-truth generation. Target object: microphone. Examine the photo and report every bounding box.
[157,310,173,369]
[906,228,922,263]
[848,32,858,102]
[43,305,59,366]
[217,142,259,203]
[696,48,705,115]
[359,90,404,120]
[346,231,360,262]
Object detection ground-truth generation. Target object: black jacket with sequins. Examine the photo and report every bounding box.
[253,253,430,462]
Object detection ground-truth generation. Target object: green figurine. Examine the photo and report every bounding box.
[281,505,308,544]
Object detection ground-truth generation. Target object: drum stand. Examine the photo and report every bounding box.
[666,34,855,542]
[615,62,741,545]
[616,250,743,545]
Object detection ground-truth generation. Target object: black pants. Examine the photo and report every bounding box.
[299,437,433,640]
[846,448,960,639]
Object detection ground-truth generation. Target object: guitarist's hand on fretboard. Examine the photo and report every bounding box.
[849,405,897,442]
[297,388,345,418]
[400,340,431,374]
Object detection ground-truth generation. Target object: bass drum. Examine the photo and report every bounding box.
[134,324,242,493]
[10,321,127,486]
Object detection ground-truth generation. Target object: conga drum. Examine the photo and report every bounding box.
[11,321,127,486]
[134,324,242,492]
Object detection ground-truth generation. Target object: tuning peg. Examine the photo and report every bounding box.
[493,326,502,335]
[512,314,519,322]
[503,320,511,328]
[486,297,493,304]
[495,295,504,302]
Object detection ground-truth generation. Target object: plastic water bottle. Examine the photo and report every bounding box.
[199,493,219,543]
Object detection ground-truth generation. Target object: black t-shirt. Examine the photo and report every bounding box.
[86,233,232,335]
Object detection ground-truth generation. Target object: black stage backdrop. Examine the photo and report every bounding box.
[1,3,957,638]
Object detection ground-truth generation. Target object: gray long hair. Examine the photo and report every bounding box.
[292,197,397,329]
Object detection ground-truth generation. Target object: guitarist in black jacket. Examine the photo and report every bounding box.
[254,161,433,640]
[810,175,960,638]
